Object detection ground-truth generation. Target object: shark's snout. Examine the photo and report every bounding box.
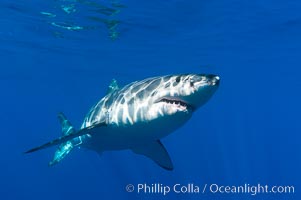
[191,74,220,86]
[206,74,220,86]
[178,74,220,109]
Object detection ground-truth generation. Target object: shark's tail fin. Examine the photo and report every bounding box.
[48,112,82,166]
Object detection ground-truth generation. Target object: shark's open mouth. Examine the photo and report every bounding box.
[158,98,193,110]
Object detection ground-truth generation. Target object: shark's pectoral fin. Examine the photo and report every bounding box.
[132,140,174,171]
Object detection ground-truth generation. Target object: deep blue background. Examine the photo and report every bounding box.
[1,0,300,199]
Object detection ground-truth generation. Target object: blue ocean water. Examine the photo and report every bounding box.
[1,0,300,199]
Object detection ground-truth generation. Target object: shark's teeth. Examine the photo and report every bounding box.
[159,98,188,108]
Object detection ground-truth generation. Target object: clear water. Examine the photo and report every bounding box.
[1,0,300,199]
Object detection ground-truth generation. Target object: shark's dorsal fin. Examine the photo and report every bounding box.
[132,140,174,170]
[106,79,119,94]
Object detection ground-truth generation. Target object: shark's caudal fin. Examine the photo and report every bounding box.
[25,113,80,166]
[25,113,103,166]
[48,113,81,166]
[25,114,106,154]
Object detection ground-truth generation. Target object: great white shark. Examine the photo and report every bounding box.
[26,74,220,170]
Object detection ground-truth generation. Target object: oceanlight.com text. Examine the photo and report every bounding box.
[208,183,295,196]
